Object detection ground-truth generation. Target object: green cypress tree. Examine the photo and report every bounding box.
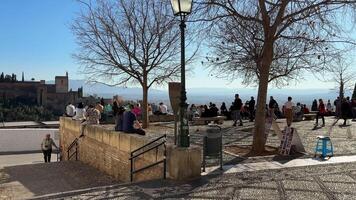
[352,83,356,99]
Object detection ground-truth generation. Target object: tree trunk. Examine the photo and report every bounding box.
[251,71,269,154]
[251,41,273,155]
[339,81,344,100]
[142,85,149,129]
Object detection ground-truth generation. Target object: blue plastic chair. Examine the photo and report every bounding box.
[314,136,333,159]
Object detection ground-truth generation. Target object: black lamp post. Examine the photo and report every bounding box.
[170,0,192,147]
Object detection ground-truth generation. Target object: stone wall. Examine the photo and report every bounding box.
[60,117,201,183]
[0,129,59,153]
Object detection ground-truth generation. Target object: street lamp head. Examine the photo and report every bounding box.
[170,0,192,17]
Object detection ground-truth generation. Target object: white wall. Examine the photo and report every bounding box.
[0,129,59,152]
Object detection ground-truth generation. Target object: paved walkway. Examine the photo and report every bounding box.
[0,157,117,200]
[31,161,356,199]
[203,155,356,175]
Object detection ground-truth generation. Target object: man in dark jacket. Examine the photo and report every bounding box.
[232,94,243,126]
[341,98,351,126]
[249,96,255,122]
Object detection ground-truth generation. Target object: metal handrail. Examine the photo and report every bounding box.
[129,134,167,182]
[67,138,78,151]
[67,138,79,161]
[129,141,166,160]
[131,135,166,154]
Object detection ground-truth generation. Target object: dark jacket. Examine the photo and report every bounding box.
[232,98,243,111]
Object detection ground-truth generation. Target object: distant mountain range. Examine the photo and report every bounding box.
[55,79,351,106]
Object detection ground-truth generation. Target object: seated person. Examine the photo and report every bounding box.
[201,105,211,117]
[158,102,168,115]
[122,104,146,135]
[85,104,101,125]
[209,104,219,117]
[73,102,86,121]
[303,104,310,114]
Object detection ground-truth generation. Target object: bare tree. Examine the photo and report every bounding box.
[327,58,355,100]
[72,0,196,128]
[195,0,356,154]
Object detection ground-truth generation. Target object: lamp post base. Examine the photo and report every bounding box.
[179,133,190,147]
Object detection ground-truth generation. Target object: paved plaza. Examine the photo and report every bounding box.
[30,162,356,199]
[0,117,355,199]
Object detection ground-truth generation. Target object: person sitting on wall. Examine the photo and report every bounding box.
[85,104,101,125]
[65,102,75,117]
[122,104,146,135]
[158,102,168,115]
[72,102,86,121]
[132,103,142,118]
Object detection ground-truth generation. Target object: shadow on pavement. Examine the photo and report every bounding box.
[0,161,118,197]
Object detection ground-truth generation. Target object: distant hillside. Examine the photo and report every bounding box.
[49,79,351,106]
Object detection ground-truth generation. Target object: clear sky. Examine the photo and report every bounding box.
[0,0,355,90]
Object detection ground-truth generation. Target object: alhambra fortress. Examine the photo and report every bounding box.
[0,72,83,113]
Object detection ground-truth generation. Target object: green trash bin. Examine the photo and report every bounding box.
[202,124,223,172]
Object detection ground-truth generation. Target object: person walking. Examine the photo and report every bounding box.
[41,134,58,163]
[315,99,326,127]
[341,98,350,126]
[232,94,243,126]
[283,97,294,127]
[248,96,255,122]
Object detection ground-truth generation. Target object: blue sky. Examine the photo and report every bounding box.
[0,0,354,90]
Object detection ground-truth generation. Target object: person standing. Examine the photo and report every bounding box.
[41,134,58,163]
[283,97,294,127]
[326,99,332,115]
[352,99,356,120]
[334,97,341,117]
[315,99,326,127]
[232,94,243,126]
[312,99,318,112]
[248,96,255,122]
[341,98,350,126]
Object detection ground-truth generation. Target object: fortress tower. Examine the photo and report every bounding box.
[55,72,69,93]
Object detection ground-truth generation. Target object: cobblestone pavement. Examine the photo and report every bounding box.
[33,162,356,200]
[129,117,355,165]
[0,161,117,200]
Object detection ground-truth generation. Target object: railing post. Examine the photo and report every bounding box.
[130,152,134,182]
[163,144,167,179]
[75,142,78,161]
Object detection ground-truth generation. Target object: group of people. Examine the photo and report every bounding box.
[311,97,356,126]
[275,96,356,127]
[65,100,146,136]
[188,94,256,127]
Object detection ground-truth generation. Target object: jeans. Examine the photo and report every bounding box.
[42,149,52,163]
[316,112,325,125]
[232,110,242,125]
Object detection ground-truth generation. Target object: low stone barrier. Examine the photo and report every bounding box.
[60,117,201,183]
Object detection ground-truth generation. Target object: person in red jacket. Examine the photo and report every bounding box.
[315,99,326,127]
